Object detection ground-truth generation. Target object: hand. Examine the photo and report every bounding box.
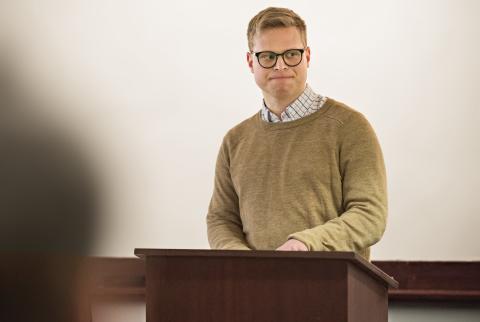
[276,239,308,251]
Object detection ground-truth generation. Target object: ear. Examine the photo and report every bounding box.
[305,46,311,68]
[246,52,254,73]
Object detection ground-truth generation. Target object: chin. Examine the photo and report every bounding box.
[270,85,295,96]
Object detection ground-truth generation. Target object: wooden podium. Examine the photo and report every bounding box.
[135,249,398,322]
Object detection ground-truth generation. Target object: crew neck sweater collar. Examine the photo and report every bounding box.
[260,84,327,123]
[256,97,334,131]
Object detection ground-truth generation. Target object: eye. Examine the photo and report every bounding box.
[259,52,276,61]
[285,50,301,58]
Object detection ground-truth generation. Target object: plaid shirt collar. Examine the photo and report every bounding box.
[260,84,327,123]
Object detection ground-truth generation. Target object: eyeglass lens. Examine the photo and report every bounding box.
[257,49,303,68]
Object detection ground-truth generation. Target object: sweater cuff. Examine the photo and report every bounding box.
[287,232,324,251]
[219,242,251,251]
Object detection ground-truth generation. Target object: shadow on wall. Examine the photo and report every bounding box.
[0,55,100,322]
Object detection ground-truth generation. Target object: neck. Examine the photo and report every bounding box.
[263,85,306,117]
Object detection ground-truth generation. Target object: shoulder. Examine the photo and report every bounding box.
[222,112,259,148]
[324,99,379,147]
[323,98,368,127]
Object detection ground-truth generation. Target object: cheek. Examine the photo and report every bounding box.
[296,65,308,81]
[253,69,268,86]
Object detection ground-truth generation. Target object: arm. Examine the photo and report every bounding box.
[206,138,250,250]
[288,112,387,253]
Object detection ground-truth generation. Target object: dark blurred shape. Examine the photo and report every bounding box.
[0,54,99,322]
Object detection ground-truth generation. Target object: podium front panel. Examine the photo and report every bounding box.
[145,255,381,322]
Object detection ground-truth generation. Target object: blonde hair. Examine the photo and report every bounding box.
[247,7,307,51]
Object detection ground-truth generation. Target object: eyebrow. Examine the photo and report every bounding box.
[254,48,303,54]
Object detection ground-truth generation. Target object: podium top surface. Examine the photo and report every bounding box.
[135,248,398,288]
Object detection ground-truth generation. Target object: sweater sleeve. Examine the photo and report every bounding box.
[206,137,251,250]
[288,112,387,254]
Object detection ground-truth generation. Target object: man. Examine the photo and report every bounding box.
[206,7,387,260]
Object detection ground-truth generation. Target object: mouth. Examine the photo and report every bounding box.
[270,76,293,80]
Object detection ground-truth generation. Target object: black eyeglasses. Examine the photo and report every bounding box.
[252,48,305,69]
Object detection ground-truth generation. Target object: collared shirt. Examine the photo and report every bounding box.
[260,84,328,123]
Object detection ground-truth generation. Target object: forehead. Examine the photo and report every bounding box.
[252,27,304,52]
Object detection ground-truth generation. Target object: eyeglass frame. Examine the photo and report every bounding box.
[251,48,306,69]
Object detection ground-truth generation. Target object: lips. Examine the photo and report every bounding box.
[270,76,293,80]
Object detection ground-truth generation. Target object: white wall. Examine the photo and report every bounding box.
[90,302,480,322]
[389,303,480,322]
[1,0,479,260]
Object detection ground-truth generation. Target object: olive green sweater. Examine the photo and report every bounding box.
[206,98,387,260]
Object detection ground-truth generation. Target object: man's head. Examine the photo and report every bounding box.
[247,7,307,52]
[246,7,310,105]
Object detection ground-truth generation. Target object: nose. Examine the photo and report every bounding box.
[274,55,288,70]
